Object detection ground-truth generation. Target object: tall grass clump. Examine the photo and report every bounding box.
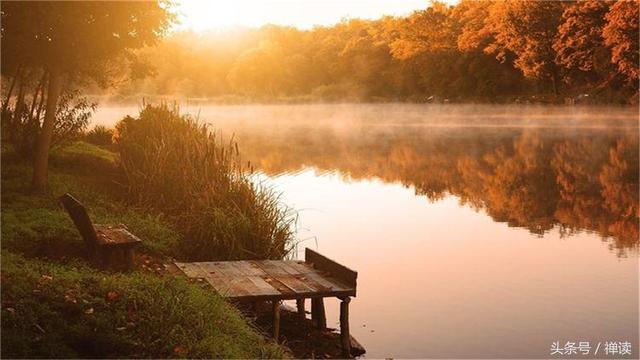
[115,103,295,261]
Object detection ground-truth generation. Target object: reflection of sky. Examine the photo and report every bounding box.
[269,169,638,358]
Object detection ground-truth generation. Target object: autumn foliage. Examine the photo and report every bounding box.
[115,0,639,103]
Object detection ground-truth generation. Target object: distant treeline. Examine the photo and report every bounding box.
[113,0,639,103]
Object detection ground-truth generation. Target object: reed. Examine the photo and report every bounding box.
[116,103,295,260]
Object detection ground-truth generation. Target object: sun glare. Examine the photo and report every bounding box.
[174,0,457,32]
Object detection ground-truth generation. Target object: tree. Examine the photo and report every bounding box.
[484,1,565,95]
[1,1,174,192]
[602,0,640,84]
[553,0,613,87]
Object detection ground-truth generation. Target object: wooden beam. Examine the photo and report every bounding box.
[340,297,351,357]
[311,298,326,330]
[272,300,281,342]
[296,298,306,320]
[305,248,357,289]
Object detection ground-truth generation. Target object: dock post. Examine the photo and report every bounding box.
[340,297,351,357]
[272,300,280,342]
[296,298,306,320]
[311,298,326,330]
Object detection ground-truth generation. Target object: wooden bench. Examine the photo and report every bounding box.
[175,248,359,357]
[60,193,141,270]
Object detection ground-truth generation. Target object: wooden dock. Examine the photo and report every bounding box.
[175,248,359,357]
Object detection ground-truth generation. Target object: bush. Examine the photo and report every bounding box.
[1,88,96,158]
[115,103,295,261]
[85,125,114,146]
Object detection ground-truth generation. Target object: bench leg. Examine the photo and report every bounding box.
[311,298,326,330]
[296,298,306,320]
[340,297,352,357]
[272,300,280,342]
[125,248,135,271]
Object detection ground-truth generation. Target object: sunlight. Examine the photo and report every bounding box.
[174,0,458,31]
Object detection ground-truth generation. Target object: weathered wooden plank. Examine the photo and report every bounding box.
[174,248,357,301]
[197,262,240,277]
[204,274,235,296]
[274,275,316,294]
[175,262,208,278]
[305,248,357,288]
[245,276,281,296]
[302,271,351,292]
[223,277,254,297]
[232,261,269,276]
[252,260,292,276]
[285,260,316,274]
[262,276,296,296]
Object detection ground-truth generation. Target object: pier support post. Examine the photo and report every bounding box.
[272,300,280,342]
[296,298,306,320]
[311,297,326,330]
[340,297,351,357]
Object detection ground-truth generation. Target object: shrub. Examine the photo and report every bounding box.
[85,125,114,146]
[115,103,295,261]
[1,88,96,158]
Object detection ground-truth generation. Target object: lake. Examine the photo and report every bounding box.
[93,103,639,358]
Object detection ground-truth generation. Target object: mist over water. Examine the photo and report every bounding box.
[92,103,639,358]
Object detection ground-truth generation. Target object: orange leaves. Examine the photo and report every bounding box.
[106,291,121,302]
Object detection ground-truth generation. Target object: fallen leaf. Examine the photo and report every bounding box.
[106,291,120,302]
[84,307,94,315]
[116,327,127,331]
[173,346,185,354]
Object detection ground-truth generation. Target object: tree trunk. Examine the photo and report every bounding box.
[2,65,23,117]
[31,68,63,193]
[551,71,559,98]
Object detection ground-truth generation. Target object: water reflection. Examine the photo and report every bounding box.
[93,104,639,357]
[231,125,639,254]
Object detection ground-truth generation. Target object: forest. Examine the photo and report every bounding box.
[111,0,640,103]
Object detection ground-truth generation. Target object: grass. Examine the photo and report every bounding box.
[2,146,178,258]
[1,143,289,358]
[116,103,296,261]
[1,252,287,359]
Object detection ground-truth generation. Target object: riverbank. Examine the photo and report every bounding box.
[0,142,289,358]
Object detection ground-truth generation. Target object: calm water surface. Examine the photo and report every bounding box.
[94,104,639,358]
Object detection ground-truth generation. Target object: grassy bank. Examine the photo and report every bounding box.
[1,143,288,358]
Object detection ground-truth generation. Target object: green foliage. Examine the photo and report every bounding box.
[116,104,296,261]
[1,252,287,359]
[84,125,114,146]
[0,1,174,80]
[2,88,96,159]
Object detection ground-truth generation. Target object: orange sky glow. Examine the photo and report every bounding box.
[173,0,459,32]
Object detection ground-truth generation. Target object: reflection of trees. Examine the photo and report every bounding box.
[234,125,638,253]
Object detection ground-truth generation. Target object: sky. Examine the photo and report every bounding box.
[173,0,459,32]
